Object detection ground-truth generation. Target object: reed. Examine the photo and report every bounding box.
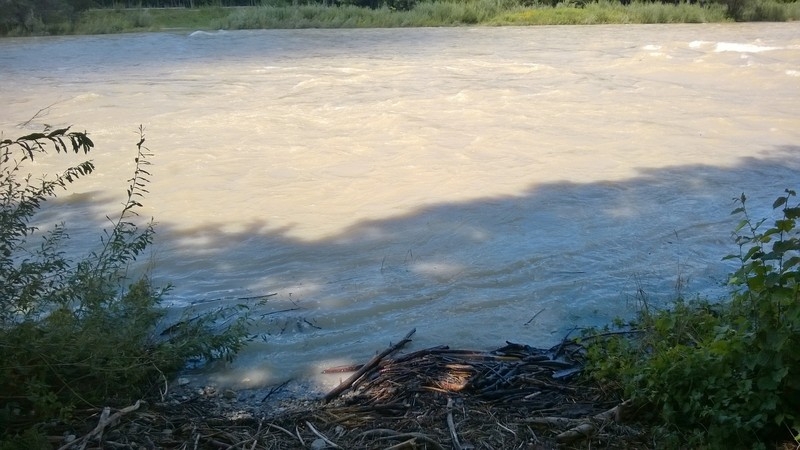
[740,0,800,20]
[75,8,155,33]
[491,1,729,25]
[216,4,402,28]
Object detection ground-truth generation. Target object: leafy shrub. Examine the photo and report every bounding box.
[584,190,800,448]
[0,126,251,442]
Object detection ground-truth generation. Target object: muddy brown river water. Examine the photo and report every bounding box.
[1,23,799,390]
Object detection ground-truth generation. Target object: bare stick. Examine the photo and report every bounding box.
[524,308,545,326]
[266,423,299,442]
[17,99,64,128]
[527,400,634,444]
[59,400,141,450]
[383,438,418,450]
[249,418,263,450]
[368,432,444,450]
[324,328,416,402]
[306,421,341,449]
[446,398,465,450]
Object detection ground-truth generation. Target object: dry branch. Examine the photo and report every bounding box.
[528,399,634,444]
[446,397,472,450]
[45,339,648,450]
[58,400,142,450]
[324,328,416,402]
[306,420,341,448]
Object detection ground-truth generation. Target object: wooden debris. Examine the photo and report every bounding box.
[306,420,341,448]
[446,397,472,450]
[324,328,417,402]
[528,399,636,444]
[43,335,649,450]
[58,400,142,450]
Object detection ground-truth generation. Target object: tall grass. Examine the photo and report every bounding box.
[491,1,729,25]
[740,0,800,20]
[215,0,503,28]
[216,4,397,28]
[75,8,155,33]
[209,0,734,29]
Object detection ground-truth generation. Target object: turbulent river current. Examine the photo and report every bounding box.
[1,23,799,390]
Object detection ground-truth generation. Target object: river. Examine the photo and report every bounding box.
[1,23,799,390]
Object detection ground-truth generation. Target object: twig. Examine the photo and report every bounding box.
[17,100,64,128]
[306,421,341,448]
[383,438,424,450]
[266,423,300,442]
[578,329,645,344]
[446,398,466,450]
[261,379,292,402]
[551,327,578,359]
[322,363,363,374]
[248,418,263,450]
[237,293,277,301]
[59,400,141,450]
[324,328,416,402]
[524,308,545,326]
[555,423,597,443]
[303,317,322,330]
[527,400,634,444]
[362,430,444,450]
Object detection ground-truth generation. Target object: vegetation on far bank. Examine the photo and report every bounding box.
[1,0,800,36]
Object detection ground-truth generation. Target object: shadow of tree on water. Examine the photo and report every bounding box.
[36,144,800,388]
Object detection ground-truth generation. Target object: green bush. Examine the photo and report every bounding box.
[584,190,800,448]
[0,126,251,442]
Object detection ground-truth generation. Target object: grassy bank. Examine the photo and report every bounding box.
[4,0,798,36]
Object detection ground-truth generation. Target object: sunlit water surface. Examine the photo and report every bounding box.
[1,23,799,390]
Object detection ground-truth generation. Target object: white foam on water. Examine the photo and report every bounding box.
[714,42,780,53]
[189,30,227,37]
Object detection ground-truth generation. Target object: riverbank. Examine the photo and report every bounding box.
[42,336,650,449]
[6,0,800,36]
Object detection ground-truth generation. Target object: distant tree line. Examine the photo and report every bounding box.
[0,0,411,32]
[1,0,89,32]
[0,0,794,35]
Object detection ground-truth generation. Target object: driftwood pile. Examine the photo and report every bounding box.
[53,329,647,449]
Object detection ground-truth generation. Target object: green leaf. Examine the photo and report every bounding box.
[783,256,800,270]
[773,196,788,209]
[775,219,795,232]
[734,219,749,233]
[774,239,800,254]
[47,127,70,138]
[18,133,46,141]
[743,246,763,262]
[785,207,800,220]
